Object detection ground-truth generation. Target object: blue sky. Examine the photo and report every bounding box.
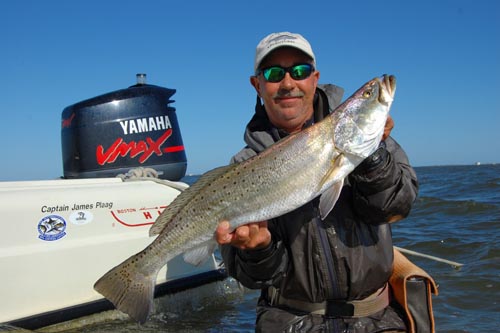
[1,0,498,180]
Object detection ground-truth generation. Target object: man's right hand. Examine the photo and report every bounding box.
[215,220,271,250]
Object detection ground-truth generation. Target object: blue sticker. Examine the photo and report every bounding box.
[38,215,67,241]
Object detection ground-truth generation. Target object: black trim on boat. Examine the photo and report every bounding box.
[6,268,227,330]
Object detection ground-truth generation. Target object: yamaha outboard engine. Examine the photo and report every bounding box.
[61,74,187,180]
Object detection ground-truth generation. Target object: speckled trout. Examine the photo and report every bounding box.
[94,75,396,323]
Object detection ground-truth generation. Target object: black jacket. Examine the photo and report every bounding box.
[221,84,419,332]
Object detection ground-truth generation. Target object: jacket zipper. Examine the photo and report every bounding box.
[314,216,343,332]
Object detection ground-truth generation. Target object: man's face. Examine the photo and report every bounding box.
[251,47,320,134]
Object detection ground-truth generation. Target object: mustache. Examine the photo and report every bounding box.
[273,90,305,99]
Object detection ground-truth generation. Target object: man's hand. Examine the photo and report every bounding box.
[382,116,394,141]
[215,221,271,250]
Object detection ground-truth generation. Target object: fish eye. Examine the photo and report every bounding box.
[362,90,372,98]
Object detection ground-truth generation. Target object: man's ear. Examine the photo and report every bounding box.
[312,70,320,88]
[250,76,261,97]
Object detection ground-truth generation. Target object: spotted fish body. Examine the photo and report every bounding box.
[94,75,397,323]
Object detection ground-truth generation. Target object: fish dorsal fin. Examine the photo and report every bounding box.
[182,239,218,266]
[149,164,237,236]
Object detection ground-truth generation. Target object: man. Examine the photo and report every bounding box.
[215,32,418,332]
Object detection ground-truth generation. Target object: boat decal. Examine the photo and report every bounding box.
[119,115,172,135]
[37,215,67,241]
[61,112,75,128]
[41,204,70,213]
[95,128,184,166]
[110,206,167,227]
[70,201,113,210]
[95,201,113,209]
[69,210,93,225]
[163,145,185,153]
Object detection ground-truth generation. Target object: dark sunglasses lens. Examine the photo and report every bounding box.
[291,64,313,80]
[261,64,313,82]
[263,67,285,82]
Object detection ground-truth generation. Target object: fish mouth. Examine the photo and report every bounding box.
[378,74,396,106]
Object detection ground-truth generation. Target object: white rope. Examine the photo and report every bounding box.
[116,167,189,191]
[394,246,463,269]
[116,167,159,179]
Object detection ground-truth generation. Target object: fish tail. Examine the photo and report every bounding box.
[94,252,156,324]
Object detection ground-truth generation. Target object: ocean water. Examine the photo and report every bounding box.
[39,164,499,333]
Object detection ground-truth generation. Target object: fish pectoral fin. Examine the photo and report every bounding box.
[318,154,349,220]
[319,180,344,220]
[318,154,345,190]
[182,240,218,266]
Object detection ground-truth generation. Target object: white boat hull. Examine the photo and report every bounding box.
[0,177,224,328]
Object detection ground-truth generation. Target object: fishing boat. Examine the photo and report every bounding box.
[0,75,226,330]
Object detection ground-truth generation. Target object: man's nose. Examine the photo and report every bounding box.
[279,72,295,89]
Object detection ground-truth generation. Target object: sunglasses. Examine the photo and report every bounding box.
[256,63,315,83]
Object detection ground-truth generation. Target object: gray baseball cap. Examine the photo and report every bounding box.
[254,32,316,72]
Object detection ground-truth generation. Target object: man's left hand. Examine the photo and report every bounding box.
[382,116,394,141]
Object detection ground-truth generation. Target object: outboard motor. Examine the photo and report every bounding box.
[61,74,187,180]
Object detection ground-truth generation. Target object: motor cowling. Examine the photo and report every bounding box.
[61,74,187,180]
